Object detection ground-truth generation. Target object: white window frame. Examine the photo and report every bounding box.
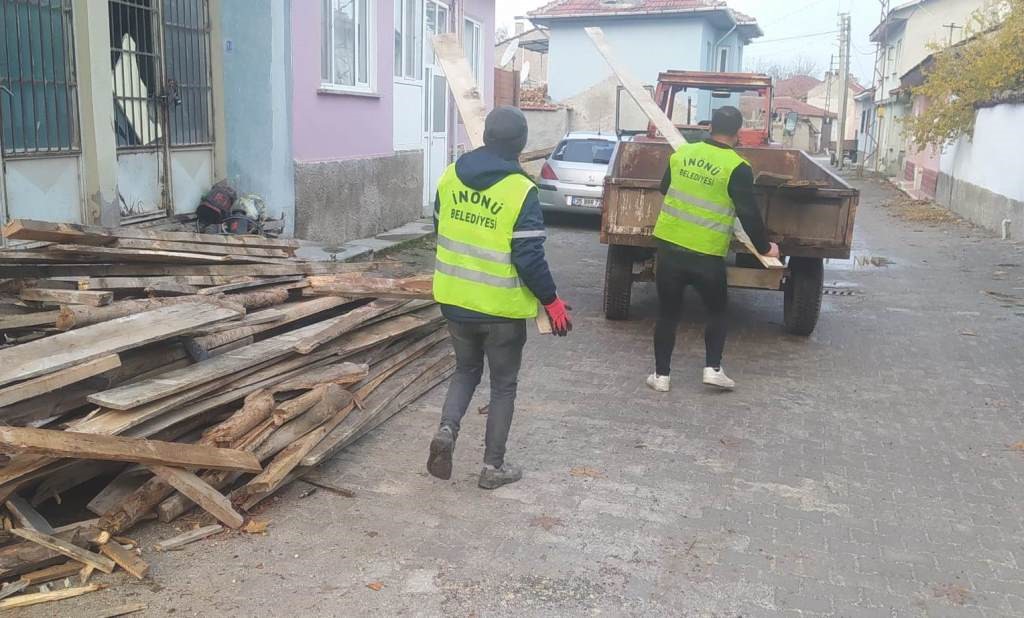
[464,17,483,87]
[717,47,730,73]
[394,0,424,83]
[320,0,377,95]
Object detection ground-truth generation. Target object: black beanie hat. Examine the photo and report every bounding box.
[483,106,529,160]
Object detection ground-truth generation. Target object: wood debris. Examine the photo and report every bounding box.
[0,218,453,604]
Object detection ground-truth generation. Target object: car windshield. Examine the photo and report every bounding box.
[553,139,615,165]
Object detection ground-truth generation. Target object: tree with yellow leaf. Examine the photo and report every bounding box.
[907,0,1024,149]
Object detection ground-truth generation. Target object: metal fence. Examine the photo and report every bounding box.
[163,0,212,147]
[0,0,81,157]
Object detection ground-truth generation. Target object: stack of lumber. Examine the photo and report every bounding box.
[0,219,449,610]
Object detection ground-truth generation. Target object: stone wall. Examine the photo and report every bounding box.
[294,151,424,247]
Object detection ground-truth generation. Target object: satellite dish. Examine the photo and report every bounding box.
[520,61,531,85]
[500,38,519,68]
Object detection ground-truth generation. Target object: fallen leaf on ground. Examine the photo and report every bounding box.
[529,515,564,531]
[241,519,270,534]
[367,582,384,591]
[933,582,971,606]
[569,466,604,479]
[1010,441,1024,452]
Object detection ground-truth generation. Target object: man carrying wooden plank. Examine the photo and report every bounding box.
[427,106,572,490]
[647,106,780,393]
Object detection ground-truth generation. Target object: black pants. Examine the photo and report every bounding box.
[654,242,728,375]
[440,320,527,467]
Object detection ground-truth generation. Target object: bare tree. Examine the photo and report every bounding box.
[747,56,824,80]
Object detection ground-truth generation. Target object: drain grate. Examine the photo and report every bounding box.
[823,288,859,296]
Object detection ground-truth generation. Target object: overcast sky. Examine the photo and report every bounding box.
[496,0,882,83]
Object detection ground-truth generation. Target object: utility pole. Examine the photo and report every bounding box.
[836,13,852,169]
[943,22,963,46]
[869,0,890,173]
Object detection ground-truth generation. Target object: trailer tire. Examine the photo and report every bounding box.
[784,257,824,336]
[604,245,634,321]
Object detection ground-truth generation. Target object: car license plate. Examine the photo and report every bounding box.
[567,196,602,208]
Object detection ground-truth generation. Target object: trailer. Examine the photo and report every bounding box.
[599,71,859,336]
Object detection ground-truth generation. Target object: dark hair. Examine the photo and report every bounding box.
[711,106,743,137]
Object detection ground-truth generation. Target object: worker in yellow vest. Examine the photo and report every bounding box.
[428,107,572,490]
[646,106,779,393]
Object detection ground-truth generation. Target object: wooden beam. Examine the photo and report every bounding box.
[10,528,116,574]
[152,524,222,551]
[98,542,149,579]
[146,465,244,529]
[582,27,784,270]
[5,495,56,534]
[0,303,241,386]
[18,561,81,586]
[46,244,233,263]
[292,300,403,354]
[0,584,104,610]
[3,219,300,250]
[0,580,29,601]
[19,288,113,307]
[431,33,487,147]
[0,354,120,408]
[197,275,304,296]
[0,427,262,473]
[113,238,291,259]
[306,274,432,299]
[0,311,59,330]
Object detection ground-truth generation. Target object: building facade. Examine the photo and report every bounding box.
[2,0,495,245]
[526,0,760,132]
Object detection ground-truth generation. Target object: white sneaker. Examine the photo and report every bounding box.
[702,367,736,390]
[646,373,671,392]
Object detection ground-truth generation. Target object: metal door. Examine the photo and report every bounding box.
[422,0,449,214]
[110,0,213,221]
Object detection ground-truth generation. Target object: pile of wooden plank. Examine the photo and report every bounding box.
[0,219,448,610]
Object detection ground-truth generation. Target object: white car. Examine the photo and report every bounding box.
[536,132,620,214]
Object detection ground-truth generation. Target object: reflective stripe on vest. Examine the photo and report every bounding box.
[654,141,747,257]
[432,164,540,319]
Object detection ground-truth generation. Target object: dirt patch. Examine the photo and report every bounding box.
[882,197,964,225]
[377,236,437,274]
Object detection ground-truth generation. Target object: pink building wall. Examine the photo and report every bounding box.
[290,1,496,164]
[904,95,940,198]
[290,1,395,163]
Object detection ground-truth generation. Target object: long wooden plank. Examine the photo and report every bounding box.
[19,288,113,306]
[292,300,402,354]
[0,427,261,473]
[113,238,291,259]
[18,561,80,585]
[0,303,240,386]
[197,275,304,295]
[68,275,236,290]
[153,524,222,551]
[0,584,104,610]
[88,311,350,410]
[0,261,378,279]
[147,465,244,529]
[0,310,59,330]
[0,355,120,408]
[11,528,116,573]
[582,27,784,270]
[187,296,349,352]
[0,580,29,601]
[47,244,233,263]
[432,33,486,147]
[3,219,300,250]
[307,274,433,299]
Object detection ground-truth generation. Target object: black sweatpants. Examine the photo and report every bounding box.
[654,241,728,375]
[440,320,527,468]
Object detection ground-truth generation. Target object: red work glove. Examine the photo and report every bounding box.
[543,298,573,337]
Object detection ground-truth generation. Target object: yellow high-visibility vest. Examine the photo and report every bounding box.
[654,141,746,257]
[433,164,540,319]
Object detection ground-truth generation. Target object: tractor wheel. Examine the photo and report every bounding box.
[783,257,824,336]
[604,245,634,321]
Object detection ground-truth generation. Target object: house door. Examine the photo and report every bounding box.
[422,0,449,215]
[110,0,214,221]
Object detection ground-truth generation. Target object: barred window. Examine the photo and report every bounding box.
[0,0,80,156]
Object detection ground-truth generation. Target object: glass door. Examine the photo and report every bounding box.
[422,1,449,214]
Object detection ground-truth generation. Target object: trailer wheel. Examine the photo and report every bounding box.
[604,245,634,321]
[784,257,824,336]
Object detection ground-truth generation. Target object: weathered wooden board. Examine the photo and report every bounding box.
[0,311,59,330]
[3,219,300,250]
[5,495,56,534]
[0,355,120,408]
[113,238,291,259]
[147,465,244,529]
[432,33,487,147]
[0,303,239,386]
[19,288,113,306]
[306,274,432,299]
[0,584,103,610]
[583,27,783,270]
[153,524,222,551]
[0,427,262,472]
[99,541,150,579]
[11,528,116,573]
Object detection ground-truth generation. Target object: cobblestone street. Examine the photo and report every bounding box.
[29,176,1024,617]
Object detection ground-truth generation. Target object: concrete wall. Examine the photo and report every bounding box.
[545,17,709,101]
[936,103,1024,239]
[220,0,294,230]
[524,108,572,152]
[295,151,424,246]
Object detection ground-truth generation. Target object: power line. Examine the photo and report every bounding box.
[748,30,840,45]
[759,0,836,27]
